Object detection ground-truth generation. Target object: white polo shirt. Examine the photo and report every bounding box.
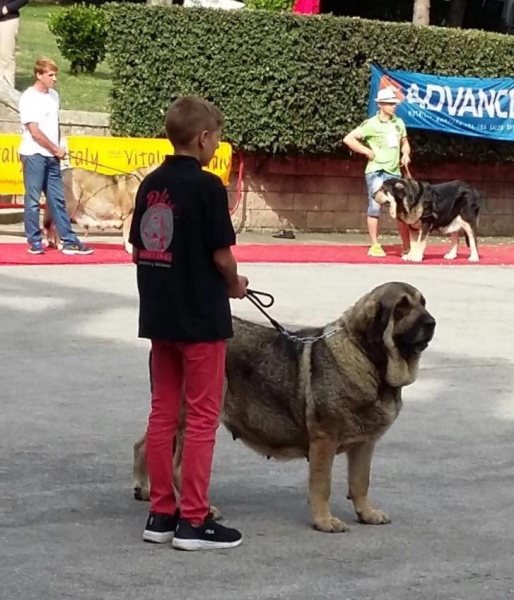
[18,87,60,157]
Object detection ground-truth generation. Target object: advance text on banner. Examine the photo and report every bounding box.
[369,64,514,142]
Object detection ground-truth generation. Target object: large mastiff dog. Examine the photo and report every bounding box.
[43,166,156,253]
[133,282,436,533]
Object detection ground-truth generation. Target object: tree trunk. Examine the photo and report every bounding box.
[446,0,467,27]
[413,0,430,25]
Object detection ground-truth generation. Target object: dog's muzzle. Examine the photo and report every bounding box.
[396,314,436,357]
[373,188,393,206]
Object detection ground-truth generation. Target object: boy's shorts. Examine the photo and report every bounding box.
[365,170,397,217]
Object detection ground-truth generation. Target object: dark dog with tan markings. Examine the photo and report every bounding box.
[374,178,482,263]
[133,282,436,533]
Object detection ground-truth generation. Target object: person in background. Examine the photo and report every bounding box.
[19,57,93,255]
[0,0,27,87]
[343,87,411,258]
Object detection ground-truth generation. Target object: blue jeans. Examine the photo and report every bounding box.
[365,170,398,217]
[21,154,80,246]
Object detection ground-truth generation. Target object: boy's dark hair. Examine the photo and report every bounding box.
[165,96,224,147]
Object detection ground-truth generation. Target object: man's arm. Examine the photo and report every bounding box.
[343,127,374,161]
[26,123,65,159]
[400,136,411,167]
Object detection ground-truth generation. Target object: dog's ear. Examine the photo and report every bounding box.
[373,292,412,338]
[392,180,406,199]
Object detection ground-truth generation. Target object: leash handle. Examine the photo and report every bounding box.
[245,289,286,334]
[246,288,275,308]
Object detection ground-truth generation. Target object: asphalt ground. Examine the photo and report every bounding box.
[1,253,514,600]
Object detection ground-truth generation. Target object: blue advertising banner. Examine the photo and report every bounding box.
[368,64,514,141]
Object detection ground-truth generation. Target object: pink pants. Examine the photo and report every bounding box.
[147,339,226,524]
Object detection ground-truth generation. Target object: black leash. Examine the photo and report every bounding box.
[245,288,344,344]
[245,289,286,334]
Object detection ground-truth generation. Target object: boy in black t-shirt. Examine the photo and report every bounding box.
[129,96,248,551]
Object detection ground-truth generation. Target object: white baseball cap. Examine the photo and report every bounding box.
[375,88,401,104]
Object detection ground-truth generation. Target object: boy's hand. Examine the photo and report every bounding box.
[229,275,249,299]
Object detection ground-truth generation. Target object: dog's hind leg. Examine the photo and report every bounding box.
[444,232,459,260]
[308,434,348,533]
[133,434,150,501]
[462,221,479,262]
[347,441,390,525]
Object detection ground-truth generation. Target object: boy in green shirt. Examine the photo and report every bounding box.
[344,87,411,258]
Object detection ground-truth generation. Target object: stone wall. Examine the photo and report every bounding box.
[228,154,514,237]
[0,81,110,137]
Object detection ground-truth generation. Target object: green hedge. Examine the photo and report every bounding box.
[106,5,514,161]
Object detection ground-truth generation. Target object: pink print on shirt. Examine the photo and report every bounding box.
[139,190,174,263]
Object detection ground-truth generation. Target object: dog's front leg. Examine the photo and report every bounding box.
[402,227,418,261]
[406,226,430,262]
[347,442,390,525]
[308,433,348,533]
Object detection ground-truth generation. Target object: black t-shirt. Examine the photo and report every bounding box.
[129,155,236,342]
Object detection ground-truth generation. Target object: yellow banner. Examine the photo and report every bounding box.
[0,135,233,196]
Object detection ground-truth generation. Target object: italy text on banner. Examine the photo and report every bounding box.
[0,135,233,196]
[368,64,514,141]
[0,134,23,195]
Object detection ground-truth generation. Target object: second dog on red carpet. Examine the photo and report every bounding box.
[374,178,483,263]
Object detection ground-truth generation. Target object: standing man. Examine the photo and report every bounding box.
[0,0,27,87]
[19,57,93,255]
[343,87,411,258]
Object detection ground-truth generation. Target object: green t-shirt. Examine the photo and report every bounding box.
[358,114,407,175]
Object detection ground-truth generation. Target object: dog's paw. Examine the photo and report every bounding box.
[133,486,150,501]
[468,255,479,263]
[210,506,223,521]
[124,241,133,255]
[313,516,349,533]
[444,251,457,260]
[401,253,411,262]
[357,508,391,525]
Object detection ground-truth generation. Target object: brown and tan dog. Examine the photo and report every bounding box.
[43,165,156,253]
[133,282,436,532]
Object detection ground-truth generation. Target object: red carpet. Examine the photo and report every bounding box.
[1,242,514,266]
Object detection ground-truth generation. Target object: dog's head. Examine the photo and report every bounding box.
[374,178,425,224]
[345,282,436,387]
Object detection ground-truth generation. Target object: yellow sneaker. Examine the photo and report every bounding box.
[367,243,386,258]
